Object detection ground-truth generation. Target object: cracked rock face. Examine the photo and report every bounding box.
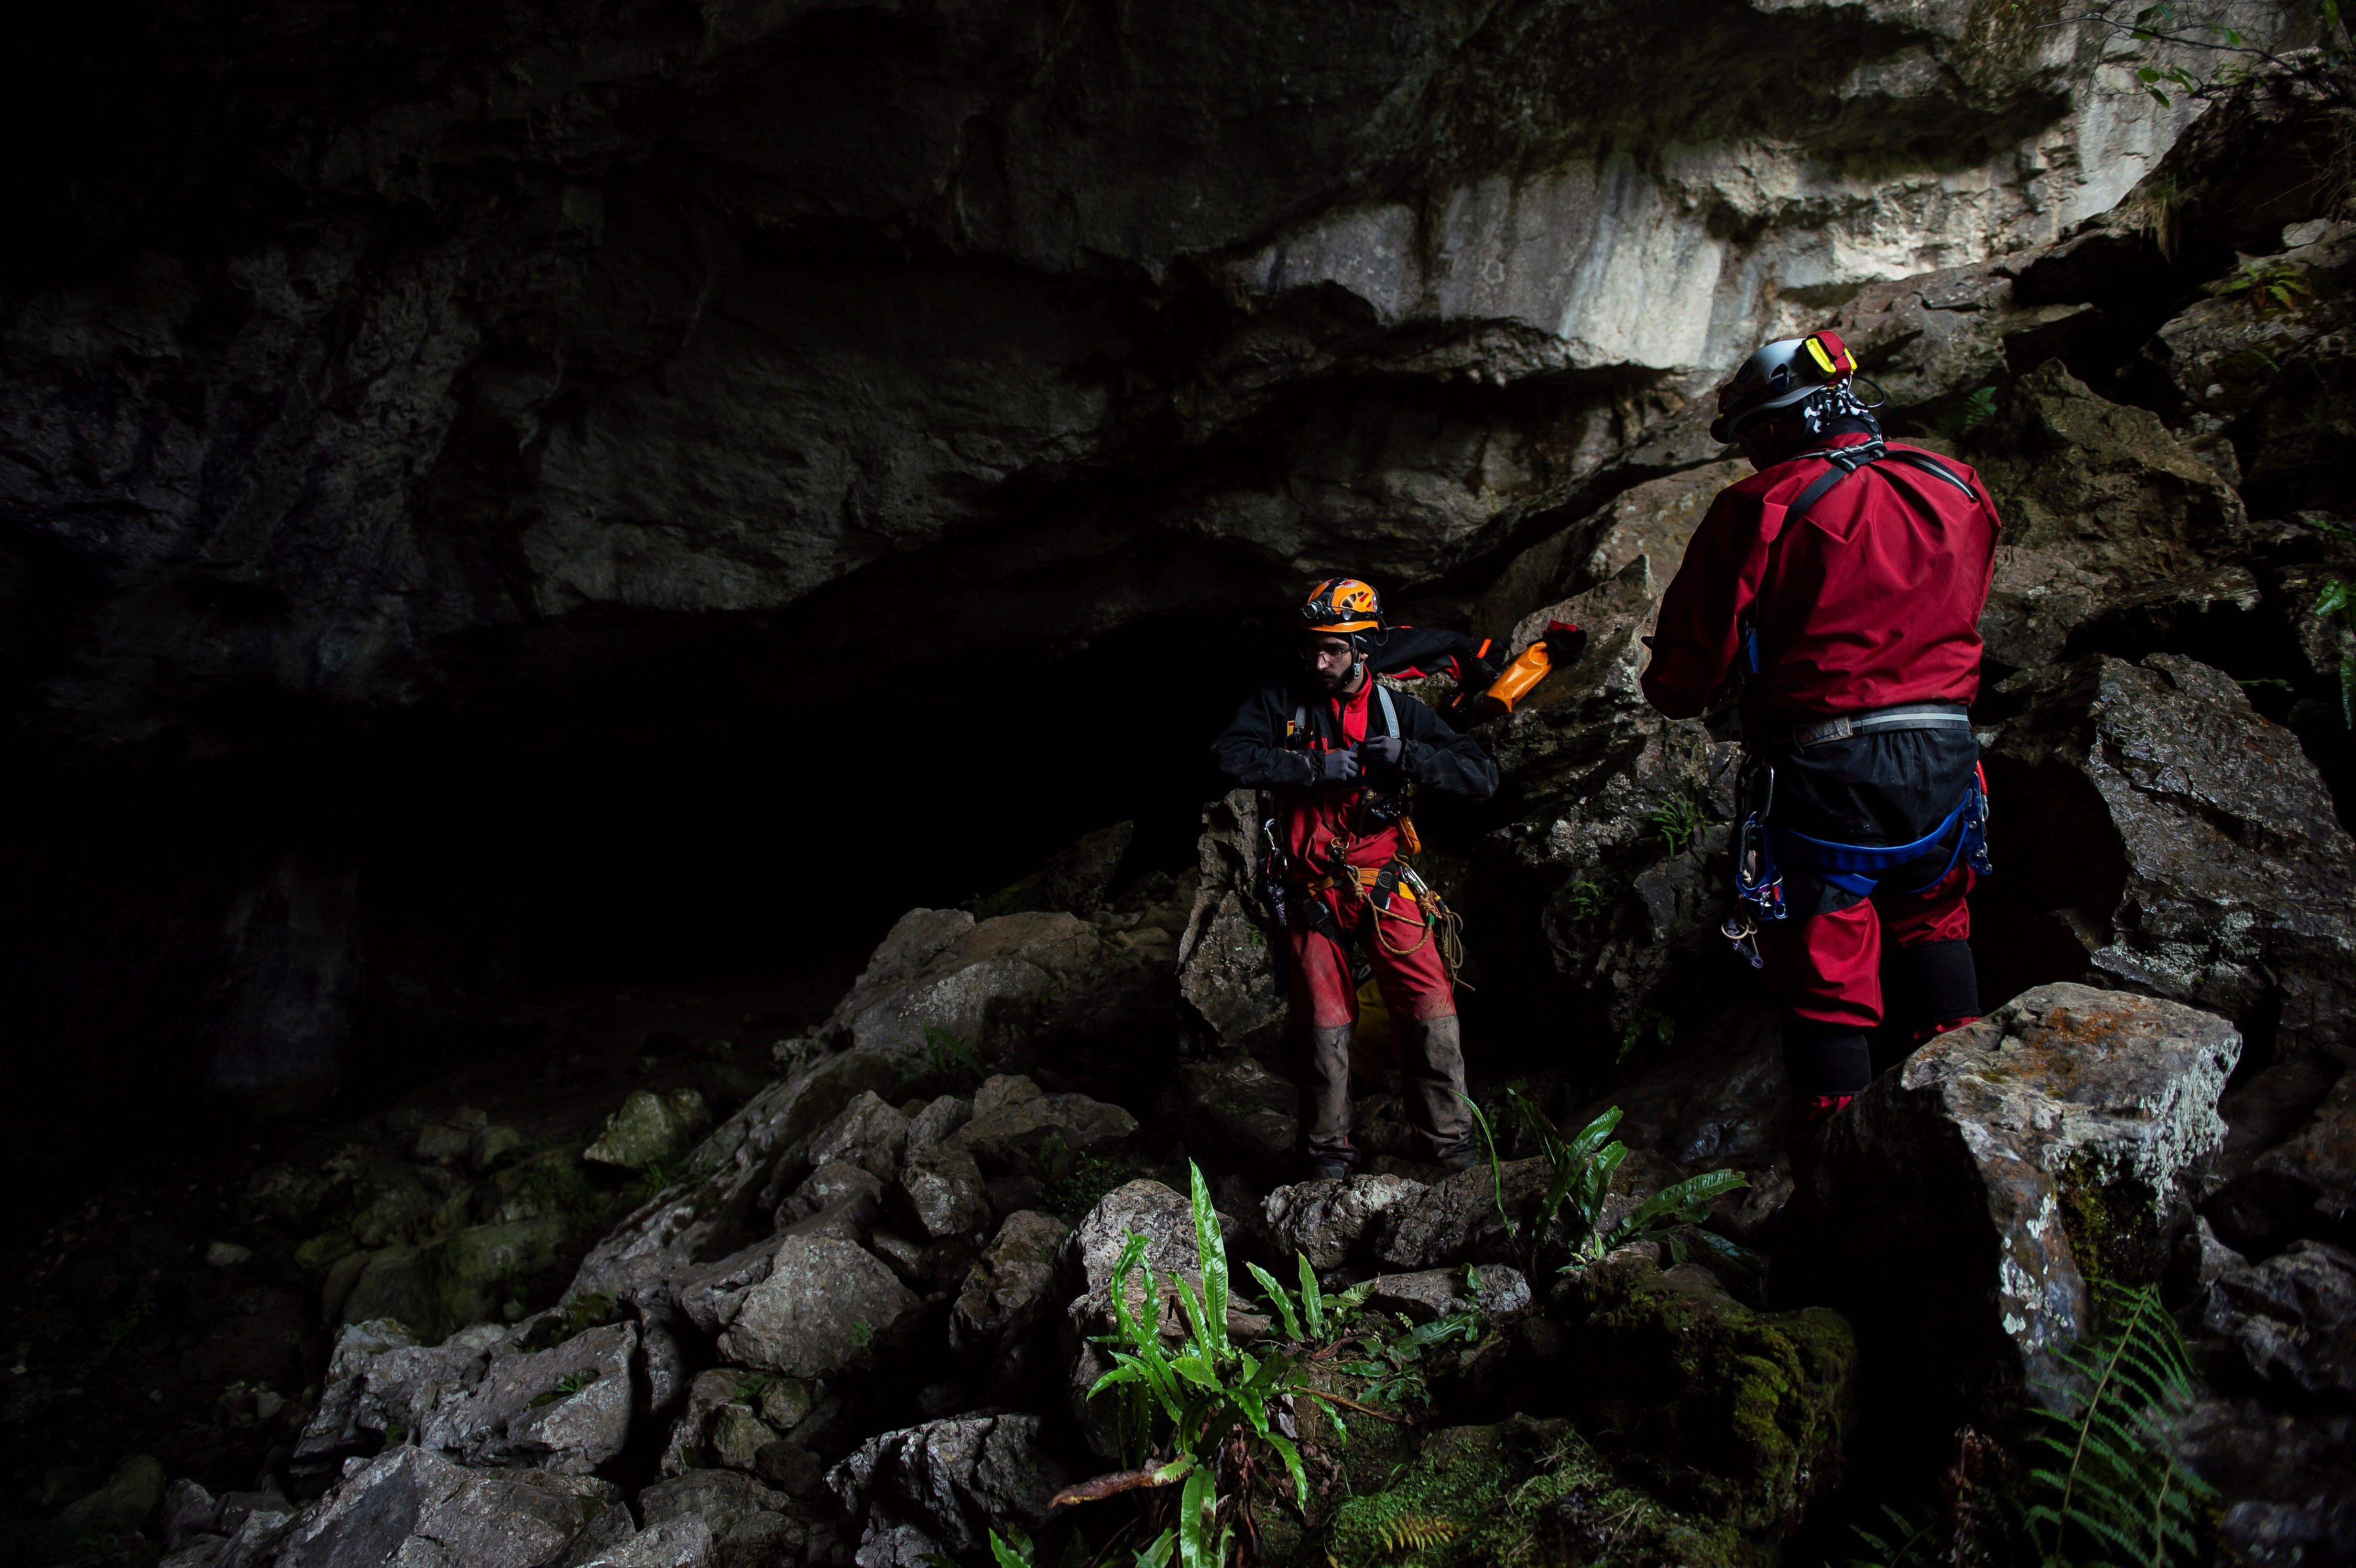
[827,1414,1067,1555]
[1792,982,2241,1444]
[1987,653,2356,1060]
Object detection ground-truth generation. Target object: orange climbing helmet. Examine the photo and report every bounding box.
[1301,577,1383,634]
[1711,330,1861,444]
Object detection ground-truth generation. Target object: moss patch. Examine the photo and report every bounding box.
[1322,1416,1745,1568]
[1570,1277,1858,1534]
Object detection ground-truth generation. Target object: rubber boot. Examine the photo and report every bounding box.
[1400,1013,1477,1170]
[1296,1023,1357,1179]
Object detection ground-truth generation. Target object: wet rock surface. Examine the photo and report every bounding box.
[1789,983,2241,1446]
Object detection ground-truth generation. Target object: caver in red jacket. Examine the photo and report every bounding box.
[1642,431,2001,725]
[1642,430,2004,1106]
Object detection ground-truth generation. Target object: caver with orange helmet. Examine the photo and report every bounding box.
[1645,327,2004,1133]
[1212,576,1501,1180]
[1300,576,1384,635]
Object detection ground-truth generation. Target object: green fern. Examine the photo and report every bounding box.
[1849,1503,1942,1568]
[2025,1285,2213,1568]
[1376,1514,1460,1553]
[1643,796,1709,858]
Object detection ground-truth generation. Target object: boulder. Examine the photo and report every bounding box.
[569,905,1161,1304]
[970,822,1135,919]
[1061,1180,1204,1457]
[637,1469,793,1535]
[899,1145,988,1240]
[419,1321,638,1474]
[951,1210,1071,1355]
[1174,790,1286,1056]
[56,1454,165,1538]
[1969,361,2251,671]
[585,1089,712,1171]
[2203,1240,2356,1399]
[1985,653,2356,1060]
[715,1236,923,1377]
[1363,1264,1532,1325]
[903,1095,973,1158]
[272,1446,626,1568]
[827,1414,1068,1554]
[2207,1065,2356,1257]
[294,1320,510,1461]
[946,1076,1138,1176]
[2172,1396,2356,1568]
[1789,983,2240,1447]
[809,1093,913,1181]
[1156,1057,1297,1165]
[657,1368,748,1476]
[1262,1175,1424,1271]
[573,1518,715,1568]
[1372,1160,1548,1270]
[1567,1268,1857,1535]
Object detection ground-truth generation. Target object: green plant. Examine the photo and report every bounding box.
[629,1162,675,1204]
[1083,1164,1317,1563]
[1333,1308,1480,1412]
[1045,1153,1135,1225]
[923,1024,981,1078]
[1463,1092,1749,1270]
[1643,796,1709,858]
[1615,1008,1675,1066]
[1243,1252,1374,1350]
[2213,257,2312,314]
[1938,384,2001,439]
[2026,1285,2213,1568]
[1849,1503,1943,1568]
[2313,579,2354,728]
[1563,879,1609,922]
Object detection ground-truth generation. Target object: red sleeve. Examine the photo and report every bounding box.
[1640,484,1763,719]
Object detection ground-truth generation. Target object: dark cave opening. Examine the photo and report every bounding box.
[0,605,1323,1180]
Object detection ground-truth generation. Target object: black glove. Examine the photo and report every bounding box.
[1315,748,1361,787]
[1542,623,1589,666]
[1357,735,1404,772]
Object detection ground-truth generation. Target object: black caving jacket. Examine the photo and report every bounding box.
[1213,675,1500,879]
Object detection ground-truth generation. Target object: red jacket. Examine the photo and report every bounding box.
[1641,434,2002,724]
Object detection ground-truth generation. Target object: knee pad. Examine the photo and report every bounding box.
[1893,939,1979,1030]
[1784,1017,1872,1097]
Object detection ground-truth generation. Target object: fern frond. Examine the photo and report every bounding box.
[2028,1284,2209,1568]
[1375,1514,1459,1554]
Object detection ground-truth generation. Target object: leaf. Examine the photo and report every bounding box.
[1246,1262,1303,1342]
[1266,1432,1311,1508]
[1134,1531,1177,1568]
[1178,1466,1220,1568]
[1298,1253,1325,1340]
[990,1526,1034,1568]
[1187,1162,1231,1359]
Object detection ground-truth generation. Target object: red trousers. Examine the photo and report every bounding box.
[1760,868,1974,1032]
[1283,886,1456,1029]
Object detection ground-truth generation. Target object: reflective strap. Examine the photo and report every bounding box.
[1375,683,1398,739]
[1885,449,1977,499]
[1778,703,1973,750]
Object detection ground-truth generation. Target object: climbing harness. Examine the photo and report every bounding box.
[1726,745,1996,949]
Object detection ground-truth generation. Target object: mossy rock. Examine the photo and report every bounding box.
[1320,1416,1744,1568]
[1567,1271,1857,1535]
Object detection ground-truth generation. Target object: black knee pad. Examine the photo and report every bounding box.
[1783,1018,1872,1097]
[1892,939,1979,1029]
